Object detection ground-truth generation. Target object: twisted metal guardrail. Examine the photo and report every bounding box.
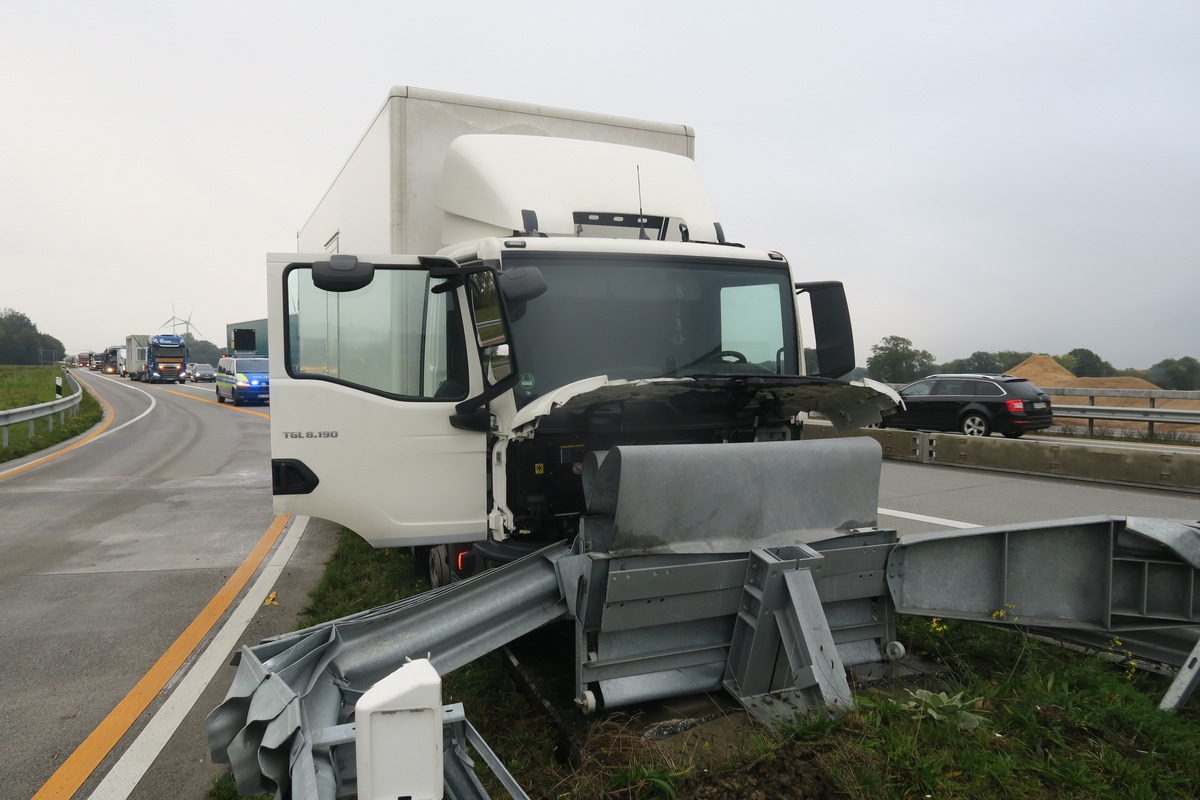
[0,370,83,449]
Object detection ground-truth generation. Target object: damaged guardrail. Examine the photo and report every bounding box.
[208,438,1200,800]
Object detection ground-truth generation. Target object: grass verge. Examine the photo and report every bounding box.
[1,367,102,463]
[210,534,1200,800]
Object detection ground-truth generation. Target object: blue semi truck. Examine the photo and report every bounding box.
[124,333,188,383]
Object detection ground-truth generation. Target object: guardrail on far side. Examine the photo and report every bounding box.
[0,370,83,449]
[803,423,1200,494]
[1045,387,1200,439]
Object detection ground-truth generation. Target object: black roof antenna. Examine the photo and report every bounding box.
[637,165,650,240]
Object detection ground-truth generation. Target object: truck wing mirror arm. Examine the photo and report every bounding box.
[452,373,519,421]
[425,256,469,292]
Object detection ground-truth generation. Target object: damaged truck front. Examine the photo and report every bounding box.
[267,87,898,583]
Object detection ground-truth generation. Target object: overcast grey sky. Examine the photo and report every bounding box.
[2,1,1196,369]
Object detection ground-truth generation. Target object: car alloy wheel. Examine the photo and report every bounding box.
[960,413,990,437]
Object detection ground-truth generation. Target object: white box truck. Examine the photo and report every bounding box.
[124,334,149,380]
[269,86,898,584]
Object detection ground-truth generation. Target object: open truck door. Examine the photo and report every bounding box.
[267,253,513,549]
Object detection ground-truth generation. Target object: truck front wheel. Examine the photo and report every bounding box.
[216,388,225,404]
[428,545,452,588]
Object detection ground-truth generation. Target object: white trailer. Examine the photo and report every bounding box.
[124,334,149,380]
[270,87,899,585]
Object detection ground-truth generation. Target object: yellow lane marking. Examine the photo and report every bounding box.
[33,514,292,800]
[0,372,117,483]
[163,388,270,419]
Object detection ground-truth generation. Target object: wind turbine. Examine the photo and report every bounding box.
[160,303,204,339]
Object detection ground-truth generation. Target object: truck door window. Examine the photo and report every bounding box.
[284,266,468,400]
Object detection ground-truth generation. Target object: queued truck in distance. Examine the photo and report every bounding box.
[101,345,123,375]
[124,333,188,383]
[269,86,898,585]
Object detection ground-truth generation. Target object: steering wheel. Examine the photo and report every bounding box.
[713,350,748,363]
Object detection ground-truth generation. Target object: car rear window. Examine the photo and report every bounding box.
[1003,379,1043,398]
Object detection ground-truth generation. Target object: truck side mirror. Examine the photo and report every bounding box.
[497,266,547,304]
[795,281,855,379]
[312,255,375,292]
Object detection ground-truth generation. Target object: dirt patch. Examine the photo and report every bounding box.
[1007,354,1076,387]
[676,742,839,800]
[567,710,840,800]
[1007,355,1200,436]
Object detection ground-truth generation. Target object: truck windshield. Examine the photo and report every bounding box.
[501,252,798,403]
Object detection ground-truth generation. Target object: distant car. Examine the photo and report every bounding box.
[880,374,1053,438]
[189,363,216,382]
[215,356,269,406]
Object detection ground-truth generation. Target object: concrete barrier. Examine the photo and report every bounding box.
[802,422,1200,493]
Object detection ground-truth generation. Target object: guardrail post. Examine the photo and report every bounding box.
[1088,394,1096,438]
[1149,397,1156,439]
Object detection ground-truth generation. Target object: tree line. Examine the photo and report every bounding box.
[0,309,65,365]
[1,308,225,367]
[863,335,1200,390]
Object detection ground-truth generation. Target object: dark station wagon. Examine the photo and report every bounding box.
[881,374,1053,438]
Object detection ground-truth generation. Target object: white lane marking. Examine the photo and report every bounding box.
[878,507,982,529]
[86,515,310,800]
[83,376,158,443]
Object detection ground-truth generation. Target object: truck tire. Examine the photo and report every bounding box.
[216,388,225,404]
[428,545,452,588]
[232,389,243,407]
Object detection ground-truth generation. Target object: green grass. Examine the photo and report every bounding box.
[0,364,66,407]
[0,366,102,463]
[210,536,1200,800]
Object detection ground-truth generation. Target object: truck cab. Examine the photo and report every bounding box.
[268,124,898,582]
[145,334,188,383]
[270,242,895,582]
